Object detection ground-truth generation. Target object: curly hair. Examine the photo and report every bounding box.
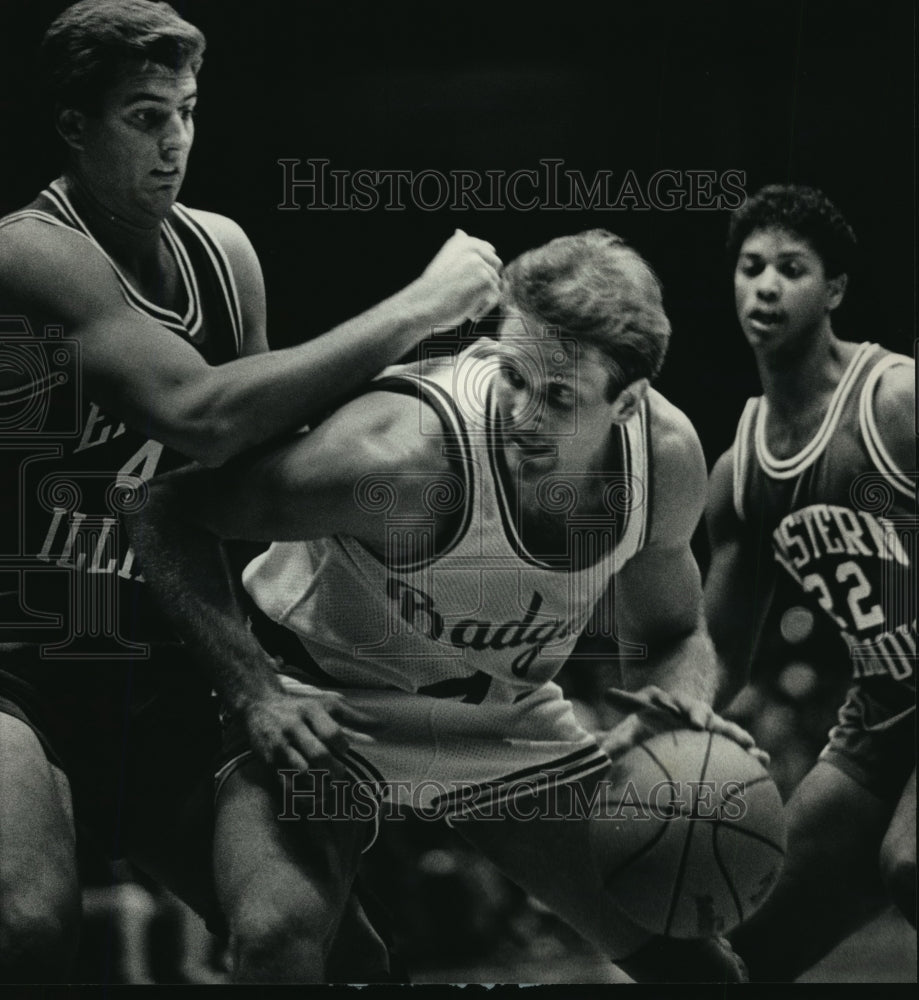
[40,0,206,113]
[726,184,857,278]
[501,230,672,400]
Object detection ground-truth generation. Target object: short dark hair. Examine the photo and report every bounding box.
[501,229,672,399]
[726,184,857,278]
[40,0,206,113]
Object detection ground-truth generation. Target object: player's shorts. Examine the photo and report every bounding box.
[215,676,611,825]
[819,684,916,801]
[0,643,220,890]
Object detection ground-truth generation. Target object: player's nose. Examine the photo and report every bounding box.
[754,268,781,300]
[160,113,192,155]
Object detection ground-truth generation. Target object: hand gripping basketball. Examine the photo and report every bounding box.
[592,692,786,939]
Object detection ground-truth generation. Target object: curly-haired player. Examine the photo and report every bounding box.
[706,184,916,980]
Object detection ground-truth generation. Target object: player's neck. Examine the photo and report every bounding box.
[754,328,856,425]
[60,171,165,263]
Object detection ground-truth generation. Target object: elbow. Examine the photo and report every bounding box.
[172,376,241,467]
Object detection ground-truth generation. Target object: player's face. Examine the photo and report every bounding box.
[74,63,197,224]
[734,228,840,353]
[494,315,616,475]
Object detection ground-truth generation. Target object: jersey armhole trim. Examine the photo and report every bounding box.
[859,355,915,499]
[368,374,476,570]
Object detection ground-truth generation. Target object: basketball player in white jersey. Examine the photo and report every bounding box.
[0,0,499,981]
[129,229,760,982]
[705,184,916,979]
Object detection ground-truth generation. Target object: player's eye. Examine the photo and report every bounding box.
[501,364,526,390]
[548,384,573,409]
[737,259,763,277]
[179,106,196,122]
[781,261,804,278]
[131,108,165,127]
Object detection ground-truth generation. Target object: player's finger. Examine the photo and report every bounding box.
[470,245,503,270]
[644,686,685,718]
[340,726,376,745]
[277,744,311,778]
[682,700,713,730]
[710,717,756,748]
[330,702,386,733]
[600,712,651,758]
[288,723,340,774]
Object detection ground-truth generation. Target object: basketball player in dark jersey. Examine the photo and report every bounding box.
[705,184,916,979]
[127,230,761,983]
[0,0,500,981]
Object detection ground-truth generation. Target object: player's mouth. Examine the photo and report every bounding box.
[506,433,554,457]
[150,166,182,184]
[747,308,785,333]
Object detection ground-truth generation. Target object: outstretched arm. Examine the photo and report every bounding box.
[126,392,446,770]
[704,449,771,708]
[0,223,499,465]
[601,400,761,758]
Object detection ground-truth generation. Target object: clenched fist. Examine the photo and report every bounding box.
[410,229,502,327]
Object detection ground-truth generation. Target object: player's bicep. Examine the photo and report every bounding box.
[703,450,763,692]
[152,432,369,542]
[2,224,223,450]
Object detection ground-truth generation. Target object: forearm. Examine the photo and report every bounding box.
[126,486,283,714]
[196,282,437,465]
[621,624,719,706]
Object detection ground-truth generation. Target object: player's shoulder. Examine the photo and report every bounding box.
[869,352,915,473]
[646,389,706,483]
[0,211,115,308]
[644,389,707,546]
[180,207,260,268]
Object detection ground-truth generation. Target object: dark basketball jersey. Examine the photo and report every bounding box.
[0,178,244,654]
[731,342,916,730]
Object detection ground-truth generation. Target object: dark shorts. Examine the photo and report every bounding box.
[820,685,916,801]
[0,643,222,923]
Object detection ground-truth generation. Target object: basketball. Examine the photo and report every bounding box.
[590,728,786,939]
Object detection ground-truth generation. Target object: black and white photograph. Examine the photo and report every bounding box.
[0,0,914,988]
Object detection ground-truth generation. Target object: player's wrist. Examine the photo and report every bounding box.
[228,654,286,716]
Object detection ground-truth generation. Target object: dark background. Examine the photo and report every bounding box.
[0,0,914,466]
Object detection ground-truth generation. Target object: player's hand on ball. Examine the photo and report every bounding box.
[601,686,769,766]
[414,228,502,325]
[242,677,375,779]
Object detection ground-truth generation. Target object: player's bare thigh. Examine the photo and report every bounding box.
[880,766,916,926]
[0,712,80,973]
[213,757,372,980]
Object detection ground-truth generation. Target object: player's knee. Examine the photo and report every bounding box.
[0,882,80,981]
[229,898,331,981]
[880,839,917,927]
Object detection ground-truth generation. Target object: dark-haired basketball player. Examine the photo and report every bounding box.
[705,184,916,980]
[0,0,499,981]
[129,229,762,983]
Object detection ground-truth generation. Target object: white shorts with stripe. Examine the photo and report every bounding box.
[215,678,610,822]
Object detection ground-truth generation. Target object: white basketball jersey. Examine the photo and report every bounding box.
[243,341,651,705]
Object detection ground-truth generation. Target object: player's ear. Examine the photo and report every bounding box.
[826,272,848,312]
[609,377,649,424]
[55,107,87,151]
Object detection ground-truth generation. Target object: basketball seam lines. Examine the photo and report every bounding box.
[715,821,785,856]
[663,730,713,936]
[601,819,671,888]
[712,822,745,928]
